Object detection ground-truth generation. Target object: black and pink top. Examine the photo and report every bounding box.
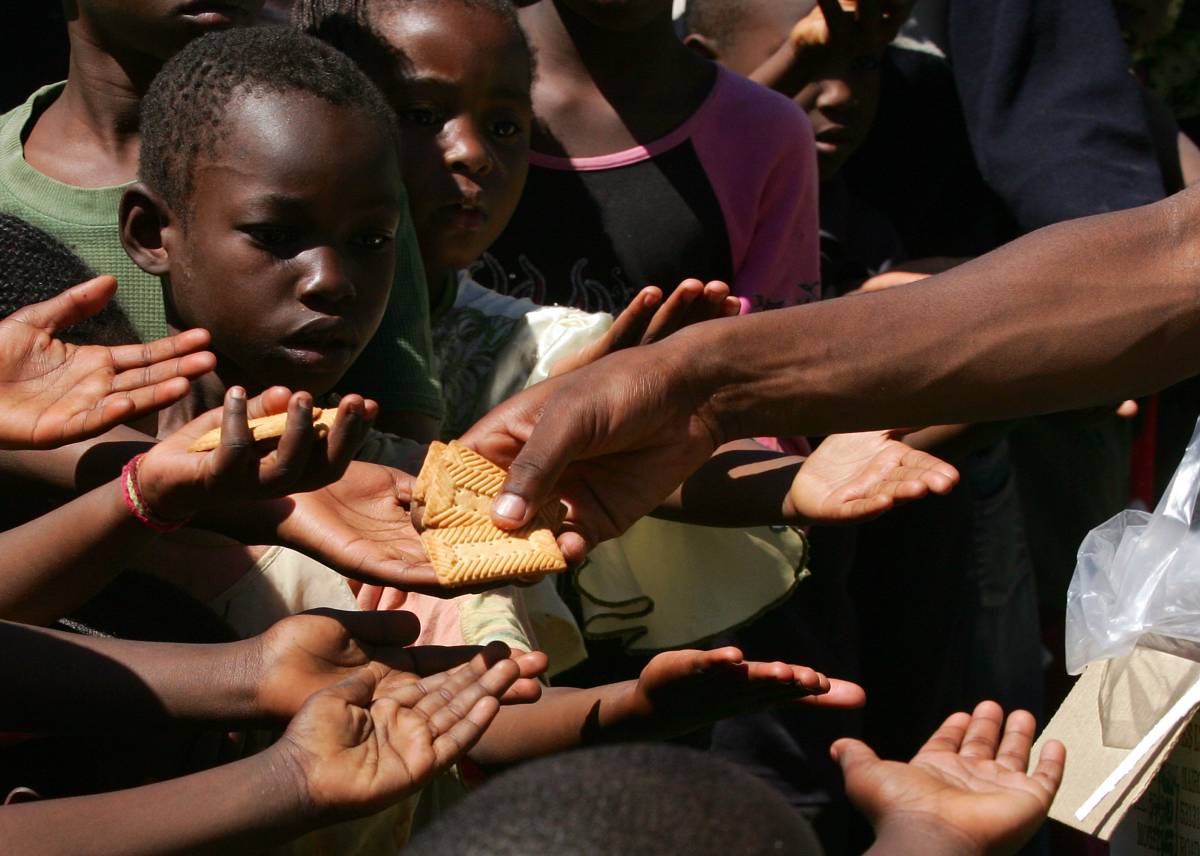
[475,66,821,317]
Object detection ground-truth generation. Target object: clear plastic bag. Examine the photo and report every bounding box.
[1065,417,1200,674]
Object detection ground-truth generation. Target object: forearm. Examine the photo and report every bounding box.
[865,813,983,856]
[0,478,168,625]
[469,681,658,766]
[659,441,802,526]
[0,425,154,493]
[687,192,1200,440]
[0,746,313,856]
[0,621,258,730]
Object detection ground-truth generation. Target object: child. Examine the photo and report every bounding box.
[119,23,868,783]
[298,0,956,673]
[0,0,440,437]
[474,0,821,315]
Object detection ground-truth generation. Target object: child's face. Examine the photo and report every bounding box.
[371,2,533,274]
[77,0,265,59]
[163,91,403,395]
[716,1,880,181]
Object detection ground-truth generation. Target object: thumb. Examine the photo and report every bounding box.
[465,385,581,530]
[9,275,118,332]
[306,608,422,648]
[831,737,881,776]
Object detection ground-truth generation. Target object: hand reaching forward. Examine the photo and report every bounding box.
[137,386,376,521]
[275,644,523,820]
[786,430,959,524]
[0,275,215,450]
[834,701,1065,856]
[550,279,740,377]
[250,609,547,719]
[631,647,866,737]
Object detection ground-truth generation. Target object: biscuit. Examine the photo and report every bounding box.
[413,440,567,586]
[187,406,336,452]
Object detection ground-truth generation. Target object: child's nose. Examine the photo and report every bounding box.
[298,246,356,305]
[442,117,493,177]
[816,78,856,111]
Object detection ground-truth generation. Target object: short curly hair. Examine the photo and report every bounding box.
[0,215,139,346]
[293,0,533,86]
[139,26,400,218]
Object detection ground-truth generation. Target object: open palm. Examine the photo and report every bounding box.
[278,649,521,818]
[0,276,214,449]
[786,430,959,523]
[835,702,1065,855]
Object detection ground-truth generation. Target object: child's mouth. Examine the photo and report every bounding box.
[443,204,488,231]
[281,322,358,367]
[178,1,255,27]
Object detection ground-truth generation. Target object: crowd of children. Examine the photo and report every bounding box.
[2,0,1187,852]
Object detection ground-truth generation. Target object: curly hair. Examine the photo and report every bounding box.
[0,215,139,346]
[293,0,533,85]
[139,26,400,218]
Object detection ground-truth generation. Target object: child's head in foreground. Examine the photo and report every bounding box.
[685,0,881,180]
[120,26,404,397]
[405,742,823,855]
[0,214,138,347]
[296,0,534,285]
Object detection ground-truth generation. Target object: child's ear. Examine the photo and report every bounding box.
[120,183,177,276]
[683,33,720,61]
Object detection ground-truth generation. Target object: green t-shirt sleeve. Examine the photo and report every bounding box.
[338,197,443,419]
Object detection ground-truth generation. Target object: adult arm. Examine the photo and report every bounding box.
[464,187,1200,547]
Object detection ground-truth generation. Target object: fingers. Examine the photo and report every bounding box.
[109,328,214,374]
[604,286,663,352]
[640,278,704,344]
[268,392,318,482]
[8,275,119,332]
[486,404,578,530]
[917,710,973,756]
[306,608,422,649]
[816,0,850,31]
[1030,739,1067,797]
[797,678,867,708]
[324,395,375,473]
[957,700,1006,760]
[246,386,295,420]
[207,386,255,478]
[831,736,881,776]
[994,709,1037,773]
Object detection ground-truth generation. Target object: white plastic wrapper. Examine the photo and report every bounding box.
[1066,417,1200,674]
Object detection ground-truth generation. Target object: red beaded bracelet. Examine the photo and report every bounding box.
[121,453,192,532]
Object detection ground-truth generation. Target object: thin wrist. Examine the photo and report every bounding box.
[666,324,735,448]
[134,451,200,522]
[868,811,984,856]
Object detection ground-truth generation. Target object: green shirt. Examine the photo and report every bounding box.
[0,83,443,418]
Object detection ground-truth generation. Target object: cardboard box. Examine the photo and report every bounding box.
[1034,645,1200,851]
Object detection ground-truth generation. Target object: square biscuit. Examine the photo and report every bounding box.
[413,440,567,586]
[421,526,567,587]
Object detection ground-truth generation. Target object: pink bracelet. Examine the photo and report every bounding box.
[121,454,192,532]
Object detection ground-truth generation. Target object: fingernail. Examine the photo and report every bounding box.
[230,387,245,400]
[493,492,527,522]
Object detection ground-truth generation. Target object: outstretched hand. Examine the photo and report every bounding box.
[137,385,375,522]
[0,275,215,450]
[550,279,740,377]
[834,701,1065,856]
[631,647,865,737]
[786,430,959,524]
[275,644,525,820]
[250,609,546,719]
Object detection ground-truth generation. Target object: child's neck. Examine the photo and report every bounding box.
[22,24,161,187]
[155,343,242,438]
[426,260,453,313]
[520,0,716,158]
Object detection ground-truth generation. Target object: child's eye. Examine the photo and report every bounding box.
[244,225,296,249]
[491,119,523,139]
[401,107,443,128]
[350,233,393,251]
